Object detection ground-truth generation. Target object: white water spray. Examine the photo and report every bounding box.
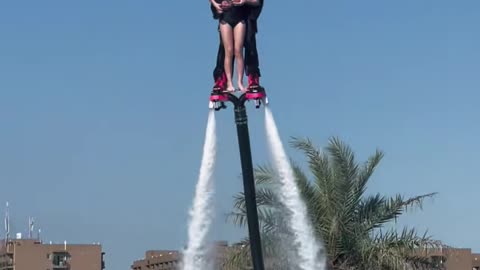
[182,110,217,270]
[264,107,325,270]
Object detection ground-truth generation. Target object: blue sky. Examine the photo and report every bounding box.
[1,0,479,269]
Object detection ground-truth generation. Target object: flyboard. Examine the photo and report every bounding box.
[208,86,269,111]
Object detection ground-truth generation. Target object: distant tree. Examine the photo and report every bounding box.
[222,136,442,270]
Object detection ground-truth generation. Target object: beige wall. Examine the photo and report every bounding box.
[132,250,180,270]
[0,239,103,270]
[443,248,473,270]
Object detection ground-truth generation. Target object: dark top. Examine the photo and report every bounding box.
[220,4,248,25]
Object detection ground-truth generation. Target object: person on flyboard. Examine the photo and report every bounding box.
[210,0,262,93]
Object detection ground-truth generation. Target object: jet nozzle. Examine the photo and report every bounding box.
[209,90,229,111]
[245,87,268,109]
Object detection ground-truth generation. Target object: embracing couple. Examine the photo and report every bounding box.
[210,0,263,93]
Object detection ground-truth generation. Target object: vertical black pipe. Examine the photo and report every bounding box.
[233,104,265,270]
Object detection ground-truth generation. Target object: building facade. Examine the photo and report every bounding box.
[131,241,234,270]
[131,250,180,270]
[422,247,480,270]
[131,242,480,270]
[0,238,105,270]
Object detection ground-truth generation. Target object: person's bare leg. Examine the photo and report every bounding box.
[219,22,235,92]
[233,21,247,92]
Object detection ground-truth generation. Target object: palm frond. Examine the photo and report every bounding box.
[290,137,333,196]
[356,149,384,195]
[326,137,359,184]
[290,136,338,226]
[256,188,281,207]
[254,165,278,186]
[231,188,281,217]
[257,207,286,234]
[362,193,437,231]
[345,149,384,227]
[359,227,442,270]
[226,210,248,228]
[290,159,320,223]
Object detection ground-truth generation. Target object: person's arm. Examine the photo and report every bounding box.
[210,0,223,14]
[245,0,260,6]
[233,0,259,6]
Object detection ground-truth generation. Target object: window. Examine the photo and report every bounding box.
[430,256,446,269]
[51,252,71,269]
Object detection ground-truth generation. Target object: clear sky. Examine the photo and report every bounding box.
[1,0,479,269]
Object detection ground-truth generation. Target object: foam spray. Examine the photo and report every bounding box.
[264,106,326,270]
[182,110,217,270]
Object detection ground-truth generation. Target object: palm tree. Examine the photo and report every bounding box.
[223,136,442,270]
